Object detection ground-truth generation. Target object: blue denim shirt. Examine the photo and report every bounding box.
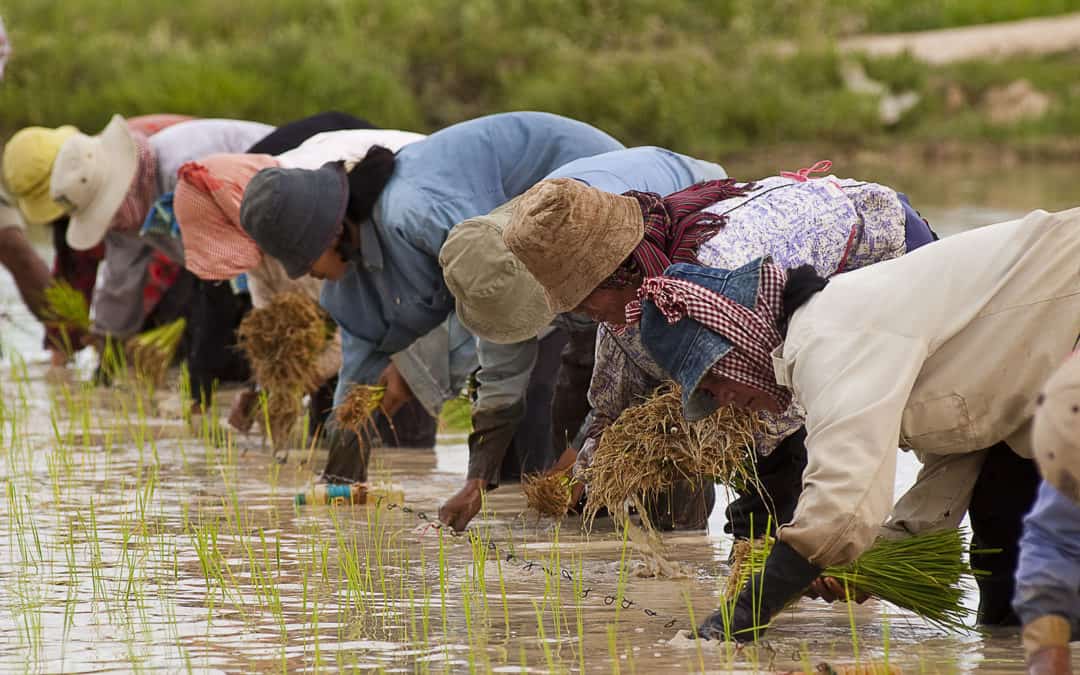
[322,112,624,402]
[1014,481,1080,633]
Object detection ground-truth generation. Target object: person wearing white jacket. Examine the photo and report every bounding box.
[625,206,1080,641]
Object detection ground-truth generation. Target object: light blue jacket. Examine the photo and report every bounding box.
[322,112,624,405]
[1014,481,1080,635]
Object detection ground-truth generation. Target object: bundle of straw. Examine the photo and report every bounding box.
[128,318,187,385]
[237,292,332,447]
[522,466,574,518]
[727,529,980,632]
[42,281,91,353]
[334,384,386,437]
[582,382,762,531]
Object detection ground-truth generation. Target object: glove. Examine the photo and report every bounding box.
[698,540,821,643]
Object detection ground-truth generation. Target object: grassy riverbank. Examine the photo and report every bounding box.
[2,1,1079,159]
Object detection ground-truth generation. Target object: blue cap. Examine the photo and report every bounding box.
[639,259,765,421]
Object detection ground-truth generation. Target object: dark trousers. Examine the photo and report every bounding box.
[321,397,438,484]
[186,279,252,405]
[969,441,1041,625]
[552,326,598,452]
[725,428,809,540]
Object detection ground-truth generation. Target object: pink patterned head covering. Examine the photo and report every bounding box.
[175,153,279,280]
[108,131,158,233]
[0,17,11,79]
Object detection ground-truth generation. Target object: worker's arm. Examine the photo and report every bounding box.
[705,325,928,642]
[90,231,153,339]
[0,224,51,322]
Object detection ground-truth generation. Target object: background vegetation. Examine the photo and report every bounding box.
[2,0,1079,159]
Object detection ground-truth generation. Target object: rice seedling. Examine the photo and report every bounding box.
[237,292,332,449]
[521,466,574,519]
[128,318,187,387]
[582,382,762,532]
[42,281,91,356]
[333,383,385,443]
[728,529,982,633]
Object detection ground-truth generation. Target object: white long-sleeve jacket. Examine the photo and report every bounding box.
[775,206,1080,568]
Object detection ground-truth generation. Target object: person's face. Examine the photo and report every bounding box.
[697,371,783,414]
[309,246,348,281]
[576,286,640,325]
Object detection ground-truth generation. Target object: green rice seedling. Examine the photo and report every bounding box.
[128,317,186,387]
[41,281,90,356]
[730,528,983,633]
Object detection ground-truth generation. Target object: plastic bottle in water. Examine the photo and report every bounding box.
[294,483,367,506]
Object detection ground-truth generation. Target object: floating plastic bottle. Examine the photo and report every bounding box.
[366,482,405,506]
[294,483,367,506]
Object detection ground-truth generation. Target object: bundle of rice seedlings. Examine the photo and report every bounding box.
[522,466,574,518]
[334,384,386,437]
[582,382,763,531]
[128,318,187,386]
[728,529,980,632]
[42,281,91,353]
[237,292,331,447]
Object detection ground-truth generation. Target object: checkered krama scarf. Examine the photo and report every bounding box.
[620,179,754,279]
[109,132,159,233]
[626,260,792,412]
[175,153,279,280]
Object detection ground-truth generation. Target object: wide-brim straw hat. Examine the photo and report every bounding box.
[2,125,80,225]
[1033,351,1080,503]
[440,197,555,344]
[51,114,139,250]
[502,178,644,314]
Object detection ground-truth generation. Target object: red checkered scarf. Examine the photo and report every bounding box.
[175,153,278,280]
[624,179,754,278]
[625,260,792,412]
[109,132,158,233]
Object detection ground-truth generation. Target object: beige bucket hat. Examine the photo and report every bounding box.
[1032,352,1080,503]
[502,178,644,314]
[51,114,138,250]
[441,198,555,344]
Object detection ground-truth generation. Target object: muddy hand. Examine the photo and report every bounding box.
[377,362,414,417]
[439,479,485,531]
[805,576,870,604]
[227,388,259,433]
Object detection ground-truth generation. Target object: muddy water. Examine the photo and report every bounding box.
[0,164,1077,673]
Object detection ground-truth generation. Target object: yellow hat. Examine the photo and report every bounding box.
[2,125,79,225]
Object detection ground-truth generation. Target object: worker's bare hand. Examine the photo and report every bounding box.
[439,479,485,531]
[805,576,870,604]
[377,362,414,417]
[228,388,259,433]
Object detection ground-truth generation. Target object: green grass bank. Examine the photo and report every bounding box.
[2,0,1079,160]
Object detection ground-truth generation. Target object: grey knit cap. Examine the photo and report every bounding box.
[240,161,349,279]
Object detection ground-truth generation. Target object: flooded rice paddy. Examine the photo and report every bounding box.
[0,161,1077,673]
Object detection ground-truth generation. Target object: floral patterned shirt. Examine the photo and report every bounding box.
[578,175,913,474]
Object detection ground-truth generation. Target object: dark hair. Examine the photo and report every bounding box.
[782,264,828,334]
[597,257,644,290]
[346,145,396,223]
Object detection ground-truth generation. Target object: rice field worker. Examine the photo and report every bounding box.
[3,112,191,364]
[621,206,1080,642]
[239,111,624,484]
[174,111,384,412]
[0,182,50,329]
[503,165,935,542]
[437,146,728,531]
[49,115,272,381]
[1015,352,1080,675]
[174,125,426,435]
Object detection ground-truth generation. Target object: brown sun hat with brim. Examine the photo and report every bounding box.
[440,197,555,344]
[502,178,644,314]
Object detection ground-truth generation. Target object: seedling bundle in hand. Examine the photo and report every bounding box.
[727,528,984,632]
[237,292,333,447]
[583,382,763,532]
